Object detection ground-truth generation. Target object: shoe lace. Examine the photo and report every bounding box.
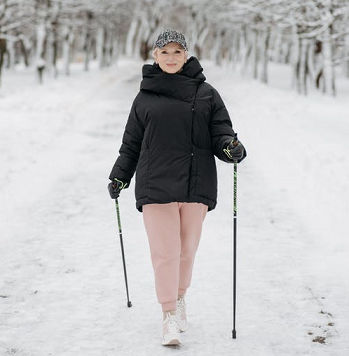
[164,313,179,334]
[177,297,186,320]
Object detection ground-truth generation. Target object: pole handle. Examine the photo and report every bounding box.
[233,132,239,147]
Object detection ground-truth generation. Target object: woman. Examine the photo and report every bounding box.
[108,28,246,346]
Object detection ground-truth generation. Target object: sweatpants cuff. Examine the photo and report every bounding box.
[178,288,186,296]
[161,300,177,312]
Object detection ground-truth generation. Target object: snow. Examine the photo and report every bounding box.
[1,58,349,355]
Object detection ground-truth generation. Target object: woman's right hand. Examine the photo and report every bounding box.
[108,179,129,199]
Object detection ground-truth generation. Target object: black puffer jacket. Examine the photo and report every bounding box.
[109,56,244,212]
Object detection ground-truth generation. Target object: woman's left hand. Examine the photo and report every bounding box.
[223,139,246,162]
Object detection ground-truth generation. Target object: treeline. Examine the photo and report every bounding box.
[0,0,131,84]
[1,0,349,96]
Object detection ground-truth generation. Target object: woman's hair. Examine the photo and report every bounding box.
[152,46,188,59]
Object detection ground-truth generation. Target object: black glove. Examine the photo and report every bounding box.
[223,138,246,163]
[108,178,129,199]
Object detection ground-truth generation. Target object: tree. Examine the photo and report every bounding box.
[1,0,348,95]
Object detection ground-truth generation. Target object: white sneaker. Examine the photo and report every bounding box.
[162,312,181,346]
[176,296,189,332]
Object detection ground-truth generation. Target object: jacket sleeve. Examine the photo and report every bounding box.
[109,97,144,182]
[209,88,237,163]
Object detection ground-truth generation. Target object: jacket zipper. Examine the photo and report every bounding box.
[188,83,200,197]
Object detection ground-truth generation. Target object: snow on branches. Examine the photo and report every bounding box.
[0,0,348,95]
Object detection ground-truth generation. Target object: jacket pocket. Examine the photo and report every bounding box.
[194,149,217,200]
[135,149,148,200]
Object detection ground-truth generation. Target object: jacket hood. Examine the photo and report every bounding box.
[140,56,206,103]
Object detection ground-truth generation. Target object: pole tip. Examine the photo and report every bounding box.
[127,301,132,308]
[232,330,236,339]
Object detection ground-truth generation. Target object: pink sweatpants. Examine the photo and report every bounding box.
[143,202,208,312]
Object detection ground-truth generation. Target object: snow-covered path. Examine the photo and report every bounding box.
[1,60,348,356]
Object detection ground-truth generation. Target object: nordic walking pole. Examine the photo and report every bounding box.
[115,199,132,308]
[232,133,238,339]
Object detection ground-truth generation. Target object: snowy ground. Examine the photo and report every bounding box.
[1,58,349,356]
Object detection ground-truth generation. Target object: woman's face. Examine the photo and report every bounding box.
[154,42,188,74]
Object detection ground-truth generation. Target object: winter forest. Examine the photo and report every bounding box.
[1,0,349,355]
[1,0,349,95]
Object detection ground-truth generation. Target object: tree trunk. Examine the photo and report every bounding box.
[63,29,70,75]
[322,0,335,96]
[273,27,283,63]
[230,29,240,65]
[0,38,7,87]
[19,36,30,67]
[241,26,252,73]
[260,27,270,84]
[35,21,46,84]
[198,33,206,60]
[46,30,55,77]
[291,23,300,92]
[299,38,309,95]
[346,33,349,78]
[252,29,259,80]
[211,31,223,65]
[134,22,144,60]
[83,30,92,72]
[35,22,46,59]
[322,27,335,96]
[111,36,119,63]
[344,11,349,78]
[83,11,93,72]
[63,27,74,75]
[49,23,59,78]
[105,30,113,66]
[52,31,59,77]
[97,26,107,69]
[6,39,15,69]
[125,18,139,57]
